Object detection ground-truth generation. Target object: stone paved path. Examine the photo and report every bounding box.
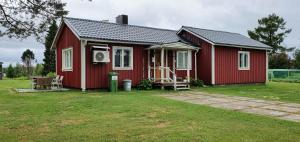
[161,91,300,122]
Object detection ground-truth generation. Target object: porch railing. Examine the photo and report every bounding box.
[148,66,177,90]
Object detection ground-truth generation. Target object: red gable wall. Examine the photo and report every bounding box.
[56,25,81,88]
[179,31,212,84]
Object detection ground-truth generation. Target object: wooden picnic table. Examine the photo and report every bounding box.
[32,76,54,90]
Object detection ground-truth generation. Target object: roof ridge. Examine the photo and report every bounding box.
[64,17,177,32]
[182,26,242,35]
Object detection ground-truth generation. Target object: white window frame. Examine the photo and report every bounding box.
[112,46,133,70]
[238,51,250,70]
[176,50,192,70]
[62,47,73,71]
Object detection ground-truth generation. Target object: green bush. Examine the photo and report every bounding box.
[190,79,204,87]
[137,79,153,90]
[46,72,56,78]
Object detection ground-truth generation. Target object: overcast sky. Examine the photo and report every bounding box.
[1,0,300,67]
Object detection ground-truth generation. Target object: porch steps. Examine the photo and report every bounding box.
[153,82,190,90]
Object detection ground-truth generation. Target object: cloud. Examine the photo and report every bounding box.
[0,37,44,67]
[64,0,300,46]
[1,0,299,67]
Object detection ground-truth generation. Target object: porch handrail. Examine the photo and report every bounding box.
[148,66,177,90]
[160,66,177,90]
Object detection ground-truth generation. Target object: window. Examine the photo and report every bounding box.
[176,51,191,70]
[62,47,73,71]
[113,47,133,70]
[238,51,250,70]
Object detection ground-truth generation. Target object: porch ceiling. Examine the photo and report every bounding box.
[147,42,199,50]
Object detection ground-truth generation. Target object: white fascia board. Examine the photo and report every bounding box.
[51,20,82,49]
[215,44,272,51]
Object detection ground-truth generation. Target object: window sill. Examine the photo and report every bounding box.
[176,68,192,71]
[238,68,250,71]
[113,67,133,71]
[62,68,73,72]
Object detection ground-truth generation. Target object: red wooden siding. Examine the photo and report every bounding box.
[179,30,212,84]
[85,43,147,89]
[215,46,267,84]
[56,25,81,88]
[197,41,212,84]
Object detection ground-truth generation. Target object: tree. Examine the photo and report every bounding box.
[14,63,24,77]
[42,20,57,75]
[0,0,68,41]
[34,63,44,76]
[21,49,35,78]
[6,64,14,78]
[294,49,300,69]
[269,52,290,69]
[248,13,292,54]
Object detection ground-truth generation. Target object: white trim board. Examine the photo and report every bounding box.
[211,45,215,85]
[81,40,87,91]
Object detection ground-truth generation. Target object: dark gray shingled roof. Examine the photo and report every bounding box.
[64,17,180,44]
[182,26,271,49]
[63,17,270,49]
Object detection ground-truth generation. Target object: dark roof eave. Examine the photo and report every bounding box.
[80,36,165,45]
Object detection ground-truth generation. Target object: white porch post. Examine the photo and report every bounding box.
[80,40,87,91]
[173,50,176,73]
[266,51,269,83]
[187,50,191,84]
[148,50,150,80]
[160,47,164,85]
[153,50,156,81]
[165,49,168,68]
[173,50,176,90]
[194,50,198,80]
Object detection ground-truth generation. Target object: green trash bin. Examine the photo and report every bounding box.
[108,72,118,92]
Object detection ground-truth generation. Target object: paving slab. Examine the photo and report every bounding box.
[279,114,300,122]
[280,103,300,108]
[209,103,251,110]
[228,101,268,108]
[261,105,300,113]
[241,108,289,117]
[205,98,237,103]
[186,98,220,105]
[190,95,214,100]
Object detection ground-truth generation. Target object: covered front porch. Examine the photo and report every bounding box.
[146,42,199,90]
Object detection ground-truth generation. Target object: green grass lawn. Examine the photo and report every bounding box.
[198,82,300,103]
[0,80,300,142]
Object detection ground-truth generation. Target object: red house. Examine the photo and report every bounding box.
[51,15,271,91]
